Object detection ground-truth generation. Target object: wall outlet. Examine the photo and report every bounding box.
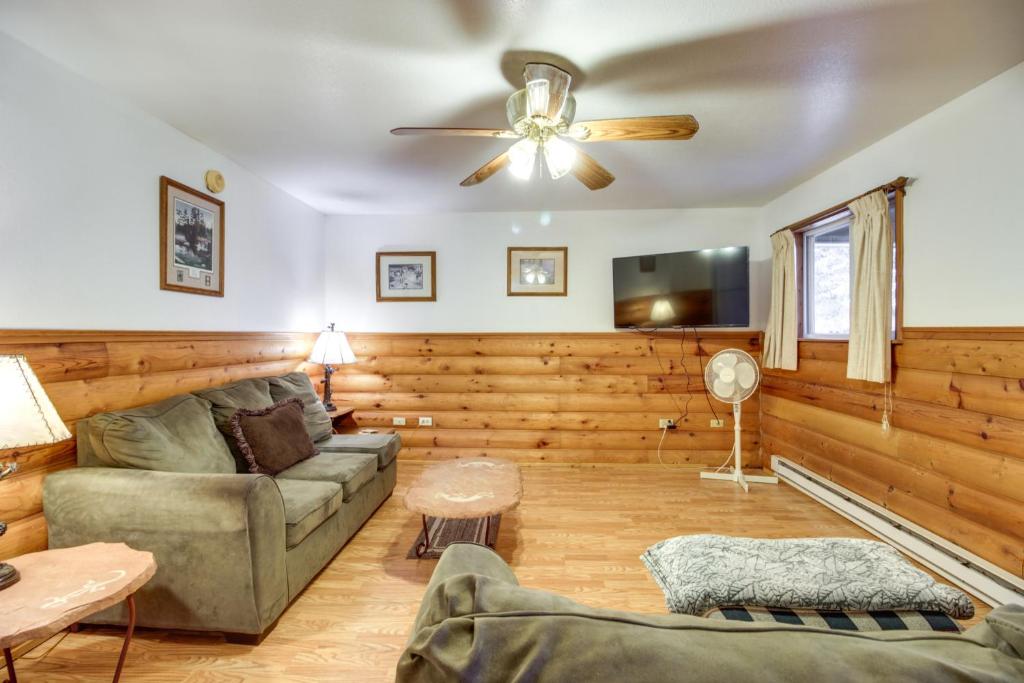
[658,418,676,429]
[418,416,433,427]
[392,416,406,426]
[710,419,725,428]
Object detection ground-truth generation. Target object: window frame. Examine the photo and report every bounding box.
[788,182,905,343]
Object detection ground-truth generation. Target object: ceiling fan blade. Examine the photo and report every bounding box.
[568,115,699,142]
[571,150,615,190]
[391,127,519,139]
[460,151,511,187]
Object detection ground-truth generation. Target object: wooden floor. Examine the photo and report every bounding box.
[13,463,988,682]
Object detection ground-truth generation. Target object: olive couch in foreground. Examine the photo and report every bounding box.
[398,543,1024,682]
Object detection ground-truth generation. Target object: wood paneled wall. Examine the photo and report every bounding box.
[334,332,762,466]
[0,330,318,560]
[761,328,1024,578]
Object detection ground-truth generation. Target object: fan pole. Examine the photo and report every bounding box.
[700,401,778,491]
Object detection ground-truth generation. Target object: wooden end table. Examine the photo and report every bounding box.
[0,543,156,683]
[326,406,396,436]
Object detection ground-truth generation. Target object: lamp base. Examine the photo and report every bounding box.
[0,562,19,590]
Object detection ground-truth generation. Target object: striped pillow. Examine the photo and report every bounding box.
[705,606,962,632]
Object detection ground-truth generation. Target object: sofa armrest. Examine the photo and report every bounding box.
[43,468,288,635]
[407,543,518,642]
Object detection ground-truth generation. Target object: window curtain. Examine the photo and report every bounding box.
[763,229,798,370]
[847,190,892,383]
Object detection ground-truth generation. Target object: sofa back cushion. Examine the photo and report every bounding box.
[86,394,235,473]
[193,378,275,465]
[267,372,332,442]
[230,398,319,475]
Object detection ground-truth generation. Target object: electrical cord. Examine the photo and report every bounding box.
[692,325,721,423]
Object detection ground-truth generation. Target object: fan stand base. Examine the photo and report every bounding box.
[700,469,778,493]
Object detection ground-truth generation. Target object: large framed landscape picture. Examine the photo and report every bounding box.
[507,246,567,296]
[376,251,436,302]
[160,176,225,296]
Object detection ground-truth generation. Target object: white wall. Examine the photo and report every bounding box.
[760,61,1024,327]
[324,209,767,333]
[0,33,325,332]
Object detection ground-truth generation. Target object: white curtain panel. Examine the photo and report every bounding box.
[847,190,893,383]
[763,230,798,370]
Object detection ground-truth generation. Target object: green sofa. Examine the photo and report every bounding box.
[398,543,1024,682]
[42,372,398,642]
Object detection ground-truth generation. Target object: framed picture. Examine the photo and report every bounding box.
[376,251,436,302]
[507,247,567,296]
[160,176,224,297]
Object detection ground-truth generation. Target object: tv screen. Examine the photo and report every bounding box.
[613,246,749,328]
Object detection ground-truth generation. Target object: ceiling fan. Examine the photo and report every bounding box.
[390,63,699,191]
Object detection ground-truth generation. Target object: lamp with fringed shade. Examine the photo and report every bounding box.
[307,324,357,412]
[0,354,72,590]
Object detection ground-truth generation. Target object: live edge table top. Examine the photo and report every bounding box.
[404,458,523,520]
[0,543,156,650]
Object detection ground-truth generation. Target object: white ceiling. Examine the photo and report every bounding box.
[2,0,1022,214]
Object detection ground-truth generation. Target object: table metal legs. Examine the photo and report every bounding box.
[416,515,497,558]
[415,515,432,558]
[2,594,137,683]
[112,594,137,683]
[3,646,15,683]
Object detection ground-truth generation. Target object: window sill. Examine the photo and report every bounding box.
[797,337,904,345]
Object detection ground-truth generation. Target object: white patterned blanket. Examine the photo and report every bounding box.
[641,535,974,619]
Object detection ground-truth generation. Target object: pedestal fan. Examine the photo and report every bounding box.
[699,349,778,492]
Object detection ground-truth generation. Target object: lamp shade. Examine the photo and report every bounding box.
[308,329,357,366]
[0,355,72,449]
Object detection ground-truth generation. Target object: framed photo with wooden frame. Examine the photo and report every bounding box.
[507,247,567,296]
[376,251,436,302]
[160,176,225,297]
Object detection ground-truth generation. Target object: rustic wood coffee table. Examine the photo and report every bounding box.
[0,543,156,683]
[404,458,523,558]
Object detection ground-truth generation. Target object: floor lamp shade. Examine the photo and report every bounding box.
[0,354,72,449]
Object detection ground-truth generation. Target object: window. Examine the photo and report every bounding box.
[800,192,900,340]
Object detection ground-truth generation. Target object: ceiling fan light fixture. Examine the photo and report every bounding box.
[508,138,538,180]
[526,78,550,119]
[542,136,577,179]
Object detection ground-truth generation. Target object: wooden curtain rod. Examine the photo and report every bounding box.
[770,176,910,237]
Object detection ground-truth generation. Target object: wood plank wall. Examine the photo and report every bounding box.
[761,328,1024,579]
[0,330,318,561]
[334,332,762,466]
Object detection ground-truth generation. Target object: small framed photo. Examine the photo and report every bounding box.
[507,247,567,296]
[376,251,436,302]
[160,176,224,297]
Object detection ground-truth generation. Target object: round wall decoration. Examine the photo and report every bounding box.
[204,169,225,193]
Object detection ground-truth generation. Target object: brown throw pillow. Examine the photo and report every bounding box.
[230,398,319,475]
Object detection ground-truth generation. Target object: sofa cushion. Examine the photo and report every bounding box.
[230,398,319,475]
[641,535,974,618]
[86,394,235,473]
[276,452,377,501]
[275,479,343,548]
[193,378,275,465]
[316,433,400,470]
[267,373,332,442]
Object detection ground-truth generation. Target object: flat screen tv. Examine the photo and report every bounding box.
[613,246,749,328]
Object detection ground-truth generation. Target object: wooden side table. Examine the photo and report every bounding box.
[0,543,156,683]
[325,406,357,434]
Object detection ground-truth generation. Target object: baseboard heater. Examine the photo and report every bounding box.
[771,455,1024,608]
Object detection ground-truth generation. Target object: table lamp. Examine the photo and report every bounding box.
[0,354,72,590]
[307,324,357,412]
